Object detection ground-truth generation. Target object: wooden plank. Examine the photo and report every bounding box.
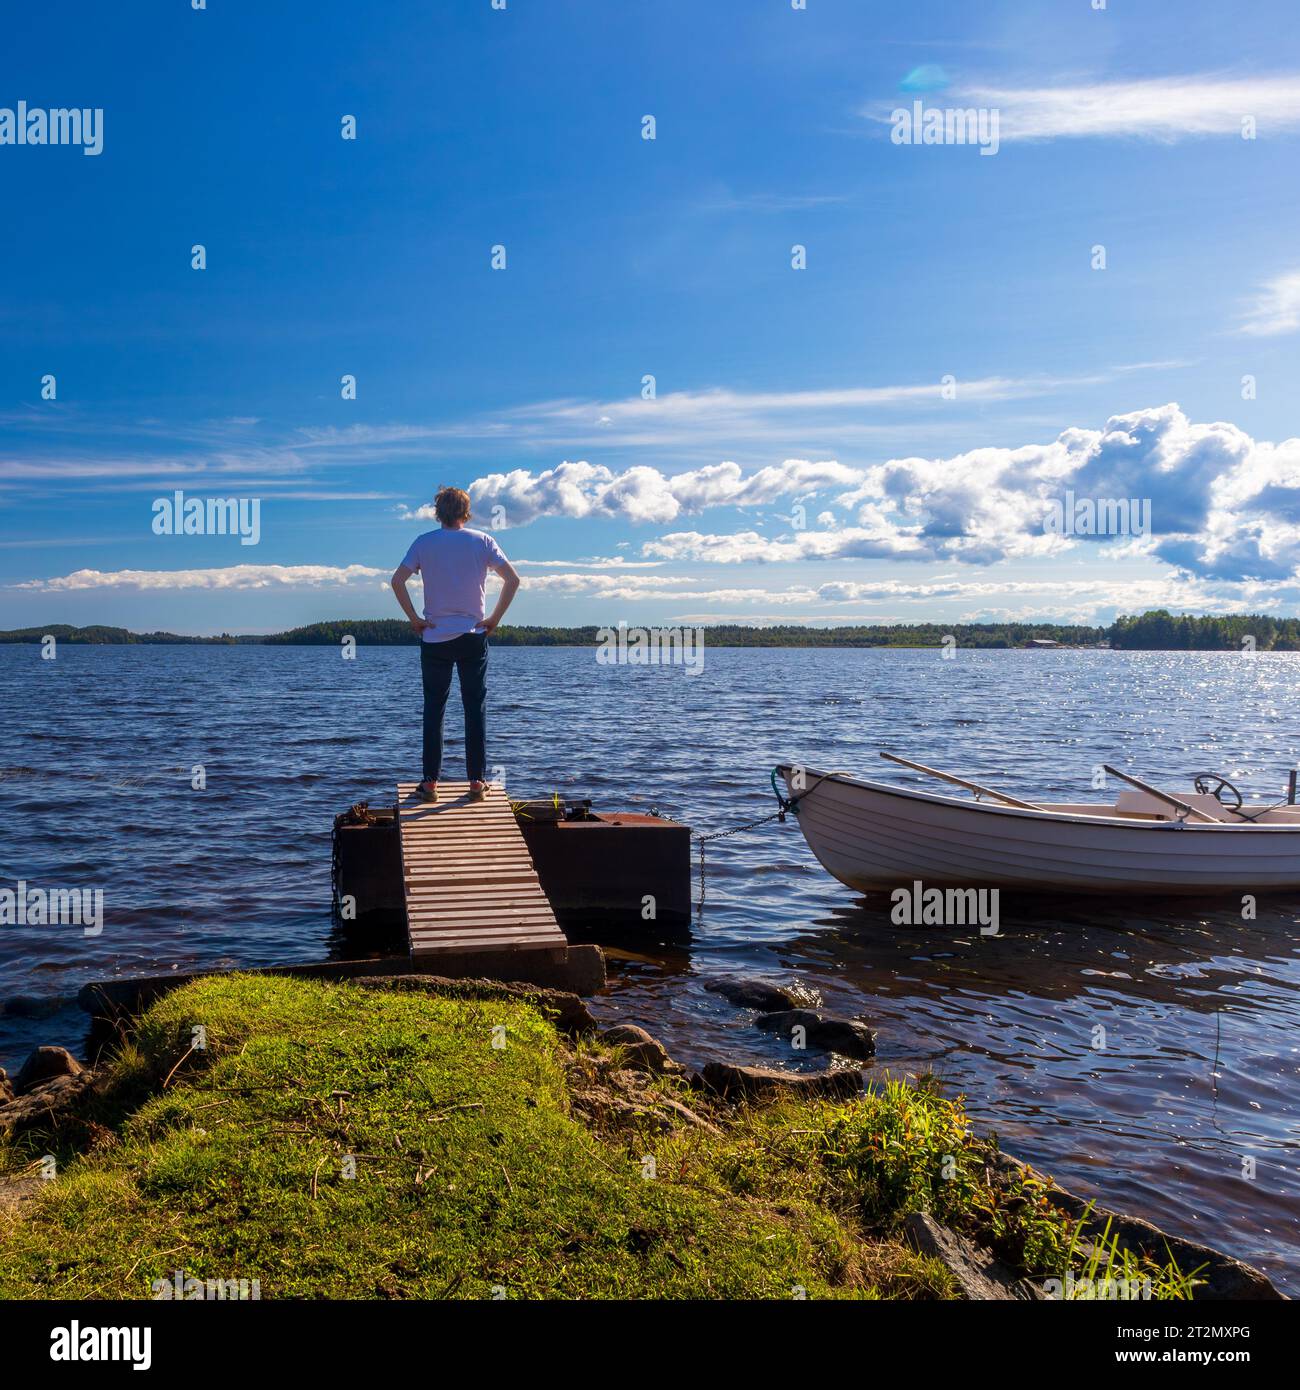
[407,911,560,928]
[406,896,554,913]
[411,939,561,955]
[410,929,560,943]
[401,819,519,829]
[404,830,520,838]
[410,921,563,938]
[408,920,564,937]
[404,848,526,858]
[402,850,534,863]
[405,886,551,901]
[409,921,564,940]
[409,910,560,928]
[403,867,539,880]
[404,857,534,867]
[411,911,564,934]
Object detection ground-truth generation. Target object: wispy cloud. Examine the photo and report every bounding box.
[867,73,1300,142]
[16,564,386,592]
[1237,269,1300,337]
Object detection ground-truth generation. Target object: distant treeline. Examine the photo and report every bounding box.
[2,612,1298,650]
[1108,610,1300,651]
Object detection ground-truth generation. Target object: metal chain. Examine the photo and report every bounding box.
[695,806,793,916]
[692,768,822,914]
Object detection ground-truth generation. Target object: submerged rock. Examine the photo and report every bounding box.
[704,978,803,1012]
[755,1008,823,1035]
[698,1061,863,1102]
[756,1009,877,1060]
[904,1212,1042,1301]
[14,1045,83,1095]
[807,1016,876,1059]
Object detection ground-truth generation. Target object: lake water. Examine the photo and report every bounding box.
[3,643,1299,1291]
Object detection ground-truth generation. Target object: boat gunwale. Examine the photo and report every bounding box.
[777,765,1300,833]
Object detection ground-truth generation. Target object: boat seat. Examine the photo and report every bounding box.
[1113,790,1236,822]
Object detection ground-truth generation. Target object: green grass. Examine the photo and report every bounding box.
[0,975,1196,1300]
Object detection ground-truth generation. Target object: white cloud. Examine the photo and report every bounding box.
[641,526,929,564]
[1237,269,1300,337]
[468,457,858,527]
[612,405,1300,582]
[17,564,386,592]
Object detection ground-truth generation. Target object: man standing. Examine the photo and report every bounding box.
[390,487,520,802]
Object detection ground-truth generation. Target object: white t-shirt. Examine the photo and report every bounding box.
[401,527,510,643]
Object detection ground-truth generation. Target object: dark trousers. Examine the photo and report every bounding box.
[420,631,489,782]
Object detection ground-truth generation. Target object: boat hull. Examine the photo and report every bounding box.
[780,768,1300,896]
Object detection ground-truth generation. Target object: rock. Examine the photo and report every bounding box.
[705,978,802,1012]
[698,1060,863,1102]
[355,974,596,1036]
[655,1097,721,1134]
[0,1071,95,1135]
[14,1046,83,1094]
[599,1024,679,1075]
[0,1068,12,1105]
[990,1150,1283,1301]
[755,1010,877,1059]
[808,1016,876,1059]
[903,1212,1042,1301]
[755,1008,823,1035]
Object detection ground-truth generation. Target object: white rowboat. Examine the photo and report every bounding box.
[778,764,1300,896]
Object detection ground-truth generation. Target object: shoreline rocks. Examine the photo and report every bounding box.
[988,1149,1283,1301]
[697,1060,864,1102]
[3,980,1285,1301]
[704,978,806,1012]
[756,1008,876,1059]
[0,1069,97,1136]
[598,1024,681,1075]
[13,1045,83,1094]
[904,1212,1043,1301]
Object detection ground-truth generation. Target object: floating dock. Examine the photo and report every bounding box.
[396,781,568,957]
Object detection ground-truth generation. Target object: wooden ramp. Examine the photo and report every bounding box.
[396,781,567,957]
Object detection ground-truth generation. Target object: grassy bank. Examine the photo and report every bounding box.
[0,975,1194,1299]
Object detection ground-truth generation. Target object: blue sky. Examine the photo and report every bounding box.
[2,0,1299,634]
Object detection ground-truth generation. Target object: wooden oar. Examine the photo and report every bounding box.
[1101,764,1219,823]
[879,751,1043,811]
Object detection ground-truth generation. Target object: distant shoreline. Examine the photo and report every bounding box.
[3,612,1299,651]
